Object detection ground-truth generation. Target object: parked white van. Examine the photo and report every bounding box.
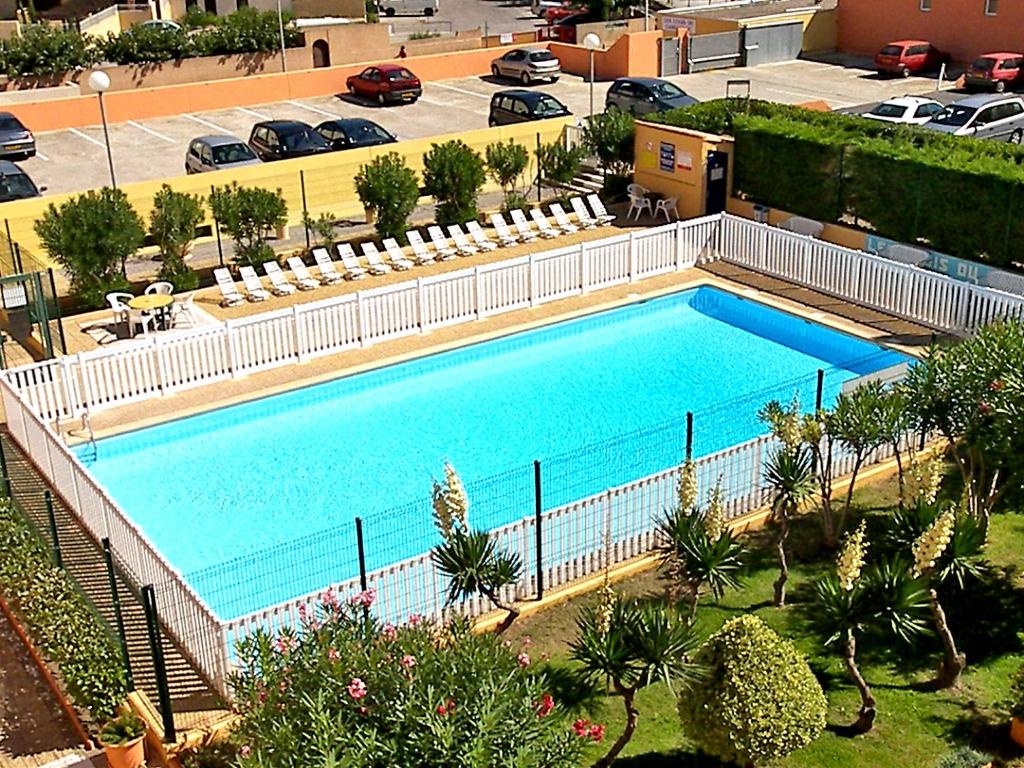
[376,0,437,16]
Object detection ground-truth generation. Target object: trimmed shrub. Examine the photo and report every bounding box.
[537,141,584,198]
[935,746,994,768]
[583,109,635,177]
[0,24,97,76]
[354,152,420,242]
[150,184,204,292]
[209,183,287,269]
[99,25,194,64]
[0,501,128,721]
[679,615,826,766]
[422,140,487,225]
[486,139,530,211]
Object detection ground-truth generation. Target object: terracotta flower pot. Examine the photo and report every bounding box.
[1011,716,1024,748]
[102,734,145,768]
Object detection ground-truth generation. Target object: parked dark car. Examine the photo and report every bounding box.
[0,160,42,202]
[874,39,950,77]
[0,112,35,160]
[314,118,396,150]
[605,77,698,116]
[923,94,1024,143]
[965,52,1024,93]
[346,64,422,105]
[488,89,571,126]
[185,135,261,173]
[547,11,599,44]
[248,121,330,161]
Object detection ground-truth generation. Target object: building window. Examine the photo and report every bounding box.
[919,0,931,10]
[985,0,998,14]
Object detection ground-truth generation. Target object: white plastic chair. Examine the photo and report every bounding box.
[263,261,297,295]
[286,257,321,290]
[549,203,579,234]
[489,214,519,246]
[106,292,132,327]
[528,208,559,238]
[238,266,271,302]
[383,238,415,270]
[145,281,174,296]
[627,191,653,220]
[626,183,648,197]
[336,243,368,280]
[361,242,392,275]
[405,231,436,265]
[312,248,345,285]
[427,226,458,260]
[654,196,679,222]
[171,292,198,328]
[213,268,244,307]
[447,224,479,256]
[570,196,598,229]
[466,220,498,251]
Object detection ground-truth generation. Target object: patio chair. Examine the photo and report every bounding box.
[406,230,437,265]
[626,183,648,197]
[508,209,538,242]
[361,242,392,275]
[213,268,244,307]
[586,194,616,225]
[627,191,653,220]
[654,196,679,223]
[427,226,458,260]
[549,203,580,234]
[263,261,297,296]
[383,238,415,270]
[465,220,498,251]
[238,266,271,302]
[489,214,520,247]
[106,292,132,327]
[336,243,368,280]
[570,196,599,229]
[286,257,321,290]
[170,292,199,329]
[447,224,479,256]
[145,281,174,296]
[528,208,560,239]
[312,247,345,285]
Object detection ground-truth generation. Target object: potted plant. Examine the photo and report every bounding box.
[1012,662,1024,747]
[98,713,146,768]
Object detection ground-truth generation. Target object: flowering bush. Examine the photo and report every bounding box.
[229,591,585,767]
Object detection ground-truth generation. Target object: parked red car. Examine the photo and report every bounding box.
[965,52,1024,93]
[546,12,599,44]
[543,3,583,22]
[345,64,422,106]
[874,40,950,77]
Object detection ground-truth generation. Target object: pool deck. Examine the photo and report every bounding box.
[75,258,936,443]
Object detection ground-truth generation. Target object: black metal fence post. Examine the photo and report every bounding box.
[815,369,825,413]
[2,475,11,500]
[533,460,543,601]
[211,185,225,268]
[102,538,134,690]
[355,517,367,592]
[47,268,68,356]
[535,133,542,203]
[44,491,62,569]
[685,412,694,461]
[141,585,175,743]
[300,170,310,251]
[0,438,8,484]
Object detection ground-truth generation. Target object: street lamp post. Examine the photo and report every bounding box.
[583,33,602,121]
[276,0,288,73]
[88,70,116,190]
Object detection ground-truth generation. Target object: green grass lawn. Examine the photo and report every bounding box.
[506,475,1024,767]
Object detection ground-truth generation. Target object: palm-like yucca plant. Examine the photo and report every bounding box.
[764,445,817,606]
[571,595,704,768]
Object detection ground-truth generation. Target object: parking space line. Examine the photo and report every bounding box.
[34,150,49,161]
[184,114,232,134]
[127,120,176,143]
[417,95,460,108]
[285,100,341,119]
[67,127,107,148]
[236,106,270,120]
[429,82,492,99]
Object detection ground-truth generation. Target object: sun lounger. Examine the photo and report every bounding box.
[570,196,599,229]
[465,220,498,251]
[238,266,271,302]
[406,230,437,265]
[214,268,244,307]
[361,242,392,275]
[586,193,616,225]
[528,208,560,239]
[508,209,539,242]
[549,203,580,234]
[447,224,479,256]
[286,257,321,290]
[312,248,345,285]
[335,243,368,280]
[427,226,458,260]
[383,238,415,270]
[263,261,297,295]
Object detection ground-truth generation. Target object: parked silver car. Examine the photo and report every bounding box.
[922,94,1024,143]
[0,112,35,160]
[185,135,262,174]
[490,48,560,85]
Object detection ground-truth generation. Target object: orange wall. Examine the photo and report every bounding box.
[838,0,1024,62]
[550,30,661,81]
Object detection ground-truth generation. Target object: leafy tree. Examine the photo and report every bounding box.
[354,153,420,243]
[571,590,703,768]
[763,445,817,606]
[150,184,204,292]
[100,25,194,64]
[537,141,585,199]
[34,187,143,308]
[873,384,916,509]
[191,7,302,56]
[902,322,1024,532]
[429,462,523,633]
[830,381,889,535]
[485,139,530,211]
[679,615,827,767]
[582,109,635,178]
[1,25,96,76]
[230,593,586,767]
[422,140,486,225]
[302,211,337,251]
[209,183,287,269]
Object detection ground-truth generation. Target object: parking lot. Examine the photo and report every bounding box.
[20,57,953,196]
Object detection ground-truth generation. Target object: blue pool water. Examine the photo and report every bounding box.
[79,287,907,619]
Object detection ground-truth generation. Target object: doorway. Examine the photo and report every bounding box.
[312,40,331,68]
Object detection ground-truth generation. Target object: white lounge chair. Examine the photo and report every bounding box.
[528,208,560,239]
[549,203,580,234]
[465,220,498,251]
[570,196,599,229]
[586,194,616,225]
[312,247,345,285]
[361,242,392,275]
[427,226,458,260]
[213,268,244,307]
[489,214,519,247]
[406,230,437,265]
[286,257,320,291]
[383,238,415,270]
[238,266,271,302]
[335,243,368,280]
[447,224,479,256]
[509,209,539,242]
[263,261,297,296]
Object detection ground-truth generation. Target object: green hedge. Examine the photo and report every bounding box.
[655,100,1024,267]
[0,500,128,721]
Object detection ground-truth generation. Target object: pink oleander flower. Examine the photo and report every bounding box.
[240,745,251,758]
[990,379,1004,391]
[382,623,398,641]
[408,614,422,627]
[572,718,590,738]
[589,724,605,743]
[277,680,288,693]
[257,690,267,703]
[436,703,447,715]
[536,693,554,718]
[322,587,338,609]
[327,648,340,662]
[347,678,368,700]
[349,588,377,608]
[400,654,417,669]
[359,705,368,715]
[517,652,530,667]
[521,635,532,647]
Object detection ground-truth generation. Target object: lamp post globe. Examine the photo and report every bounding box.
[582,33,601,119]
[88,70,111,92]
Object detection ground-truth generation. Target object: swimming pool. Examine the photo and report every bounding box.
[79,286,908,619]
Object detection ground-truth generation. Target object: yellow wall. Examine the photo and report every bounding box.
[740,7,837,53]
[633,121,733,220]
[5,118,571,267]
